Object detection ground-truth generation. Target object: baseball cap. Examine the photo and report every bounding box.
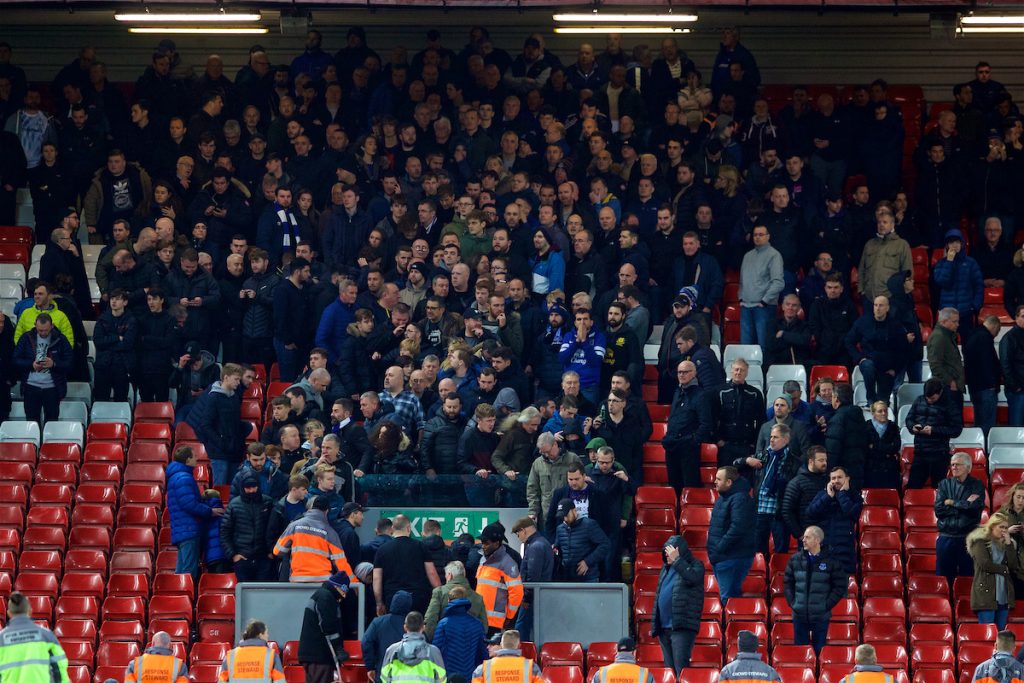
[342,502,364,516]
[616,637,636,652]
[479,524,504,543]
[555,498,575,518]
[585,437,607,451]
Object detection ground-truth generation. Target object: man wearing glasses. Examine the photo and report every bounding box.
[934,451,985,589]
[662,360,713,495]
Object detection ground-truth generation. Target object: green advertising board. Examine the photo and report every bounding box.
[379,509,501,538]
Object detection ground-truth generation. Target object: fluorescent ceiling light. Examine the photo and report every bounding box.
[959,26,1024,33]
[554,13,697,23]
[116,12,262,22]
[960,15,1024,24]
[129,26,268,34]
[554,27,690,34]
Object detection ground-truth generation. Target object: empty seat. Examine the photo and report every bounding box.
[0,442,36,464]
[42,422,83,447]
[96,641,141,668]
[130,422,173,444]
[90,402,132,426]
[134,402,175,424]
[29,484,73,508]
[85,422,128,445]
[0,422,41,446]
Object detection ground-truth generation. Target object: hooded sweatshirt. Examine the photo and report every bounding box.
[362,591,413,675]
[379,631,445,683]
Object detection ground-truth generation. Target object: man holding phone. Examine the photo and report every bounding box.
[904,378,964,489]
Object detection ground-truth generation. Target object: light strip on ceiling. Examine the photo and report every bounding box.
[960,15,1024,25]
[959,26,1024,33]
[129,26,268,34]
[554,27,691,34]
[554,13,697,23]
[116,12,262,22]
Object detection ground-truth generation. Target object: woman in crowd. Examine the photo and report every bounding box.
[969,512,1024,629]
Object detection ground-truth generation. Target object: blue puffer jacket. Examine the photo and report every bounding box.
[186,381,244,462]
[706,476,756,565]
[432,598,488,679]
[203,494,226,565]
[166,461,213,544]
[361,590,412,675]
[933,233,984,317]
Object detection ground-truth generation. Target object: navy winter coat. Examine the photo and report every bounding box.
[844,312,909,373]
[806,488,864,574]
[186,382,245,462]
[12,327,73,399]
[433,598,488,678]
[933,248,984,317]
[707,476,756,565]
[93,310,138,369]
[361,590,412,675]
[166,460,214,544]
[554,517,609,582]
[783,546,848,623]
[651,535,704,635]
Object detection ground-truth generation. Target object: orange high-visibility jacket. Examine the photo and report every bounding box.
[124,650,189,683]
[471,654,543,683]
[217,642,286,683]
[273,509,357,583]
[475,545,523,629]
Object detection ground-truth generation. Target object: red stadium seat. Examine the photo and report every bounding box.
[108,573,149,599]
[912,671,955,683]
[197,573,237,595]
[19,550,62,574]
[174,423,198,442]
[99,620,145,646]
[675,671,715,683]
[686,645,722,669]
[777,669,815,683]
[113,527,157,556]
[957,623,998,643]
[540,642,584,668]
[68,527,111,556]
[860,506,900,531]
[542,668,583,683]
[819,646,856,669]
[60,573,105,600]
[103,596,147,623]
[55,619,98,646]
[35,462,78,487]
[0,442,37,464]
[117,506,160,531]
[26,506,69,531]
[134,402,175,424]
[65,550,108,577]
[0,462,33,486]
[191,642,230,665]
[586,642,616,670]
[634,487,677,511]
[121,483,164,507]
[772,645,816,669]
[723,598,767,624]
[110,551,153,576]
[863,621,906,646]
[61,641,94,667]
[86,423,128,445]
[679,489,718,506]
[862,598,906,626]
[14,572,60,599]
[872,644,909,670]
[912,623,955,647]
[0,507,22,531]
[127,443,170,464]
[909,597,952,624]
[21,527,66,555]
[56,596,99,623]
[861,575,904,600]
[82,442,124,464]
[74,484,118,507]
[130,422,173,444]
[97,641,141,668]
[72,504,114,530]
[911,644,954,673]
[635,528,673,551]
[79,462,122,485]
[153,573,195,598]
[636,508,676,531]
[29,484,73,509]
[861,489,900,508]
[647,669,675,683]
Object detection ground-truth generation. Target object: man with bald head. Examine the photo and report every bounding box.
[124,630,188,683]
[108,247,159,318]
[662,360,714,494]
[380,365,424,441]
[845,294,910,404]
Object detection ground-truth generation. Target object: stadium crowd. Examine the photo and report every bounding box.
[0,22,1022,681]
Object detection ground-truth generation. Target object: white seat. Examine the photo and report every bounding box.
[853,383,868,408]
[0,264,25,283]
[91,401,132,427]
[30,244,44,264]
[27,262,39,279]
[900,427,914,446]
[896,383,924,410]
[723,344,763,368]
[851,365,865,389]
[710,323,721,349]
[648,325,664,345]
[919,363,932,382]
[42,421,84,447]
[989,427,1024,452]
[57,401,89,425]
[989,446,1024,473]
[89,281,100,304]
[81,245,103,263]
[951,427,985,449]
[0,420,40,446]
[87,340,95,360]
[0,298,18,318]
[765,381,787,404]
[7,402,26,421]
[63,382,93,408]
[0,280,21,299]
[643,344,660,364]
[747,365,764,388]
[82,320,95,338]
[710,345,721,362]
[747,377,764,392]
[897,404,911,429]
[765,365,807,394]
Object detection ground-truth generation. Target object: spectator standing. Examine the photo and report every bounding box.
[755,395,810,464]
[825,384,870,488]
[298,572,352,683]
[274,496,356,584]
[553,497,609,584]
[933,230,983,334]
[858,211,911,301]
[708,466,756,606]
[906,379,964,489]
[714,359,765,468]
[527,433,583,524]
[373,515,441,616]
[186,363,247,485]
[738,422,802,556]
[266,475,309,550]
[765,294,812,369]
[558,308,606,404]
[845,295,909,404]
[935,452,986,589]
[673,325,725,392]
[969,513,1022,629]
[842,644,898,682]
[92,289,137,402]
[424,562,487,640]
[221,473,274,581]
[124,631,188,683]
[651,535,704,675]
[273,257,313,382]
[167,445,223,579]
[491,407,542,506]
[475,524,524,633]
[973,630,1024,682]
[782,446,829,546]
[809,274,858,368]
[927,307,965,408]
[783,525,848,654]
[719,630,782,682]
[419,521,452,580]
[1000,306,1024,426]
[0,592,69,683]
[511,518,554,641]
[739,225,784,351]
[964,315,1002,436]
[362,591,413,681]
[432,586,488,680]
[588,638,655,683]
[663,360,713,494]
[807,466,864,574]
[12,313,72,425]
[337,503,364,574]
[865,400,902,490]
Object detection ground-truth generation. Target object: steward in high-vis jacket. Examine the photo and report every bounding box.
[589,638,655,683]
[125,632,189,683]
[379,612,446,683]
[475,524,524,632]
[0,592,70,683]
[273,496,357,583]
[719,630,782,682]
[471,630,543,683]
[217,621,285,683]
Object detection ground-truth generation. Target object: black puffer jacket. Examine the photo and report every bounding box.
[421,412,468,474]
[221,490,274,558]
[782,466,828,541]
[457,426,500,474]
[241,271,279,339]
[935,474,986,537]
[651,535,705,635]
[135,308,176,375]
[806,488,864,574]
[783,546,848,623]
[338,331,374,397]
[707,476,756,565]
[825,404,870,475]
[904,390,963,455]
[93,309,138,370]
[715,381,765,448]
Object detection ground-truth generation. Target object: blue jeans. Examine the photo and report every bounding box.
[740,305,774,350]
[514,600,534,642]
[977,605,1009,629]
[273,339,301,384]
[176,537,201,579]
[973,388,998,436]
[714,556,754,606]
[859,359,896,404]
[792,617,829,654]
[1009,391,1024,427]
[211,459,238,486]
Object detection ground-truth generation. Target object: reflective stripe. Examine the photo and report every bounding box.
[0,658,55,671]
[227,646,275,683]
[477,578,504,588]
[288,545,332,558]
